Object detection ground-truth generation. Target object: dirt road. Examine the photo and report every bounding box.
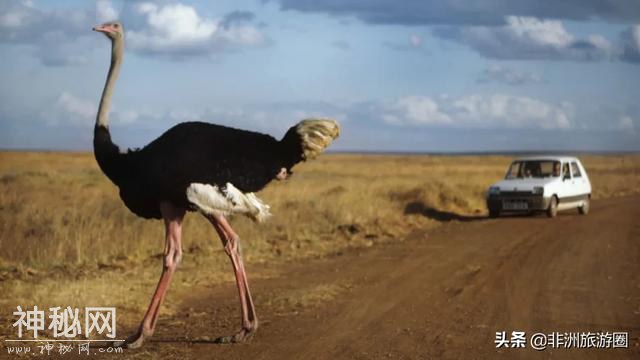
[114,195,637,360]
[23,196,640,359]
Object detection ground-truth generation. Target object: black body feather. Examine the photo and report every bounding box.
[94,121,306,219]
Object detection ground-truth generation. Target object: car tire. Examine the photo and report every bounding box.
[547,196,558,218]
[578,197,590,215]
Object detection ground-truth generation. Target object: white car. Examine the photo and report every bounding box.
[486,156,592,218]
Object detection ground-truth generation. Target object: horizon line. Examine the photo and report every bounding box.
[0,148,639,156]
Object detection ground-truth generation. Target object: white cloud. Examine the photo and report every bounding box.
[588,34,613,52]
[96,0,118,23]
[127,2,266,57]
[618,116,635,131]
[116,110,140,124]
[504,16,573,47]
[57,92,96,119]
[434,16,614,61]
[47,92,143,126]
[0,1,268,64]
[135,3,217,44]
[383,96,451,125]
[452,94,571,129]
[49,92,97,125]
[382,94,571,129]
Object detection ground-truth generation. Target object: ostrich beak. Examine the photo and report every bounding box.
[92,24,113,34]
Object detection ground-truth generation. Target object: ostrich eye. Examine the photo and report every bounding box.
[114,24,119,28]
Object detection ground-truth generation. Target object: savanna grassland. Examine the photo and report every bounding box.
[0,152,639,342]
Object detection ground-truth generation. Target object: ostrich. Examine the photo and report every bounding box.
[91,21,339,348]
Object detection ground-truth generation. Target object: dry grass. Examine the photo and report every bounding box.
[0,151,638,338]
[0,152,639,272]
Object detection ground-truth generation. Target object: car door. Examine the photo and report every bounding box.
[570,161,589,197]
[557,161,575,201]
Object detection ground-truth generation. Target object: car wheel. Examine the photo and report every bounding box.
[489,208,500,218]
[547,196,558,218]
[578,197,590,215]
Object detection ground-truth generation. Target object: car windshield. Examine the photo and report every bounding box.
[505,160,561,179]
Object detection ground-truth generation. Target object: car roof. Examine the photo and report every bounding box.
[511,155,580,162]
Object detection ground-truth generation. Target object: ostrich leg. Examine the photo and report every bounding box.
[205,213,258,343]
[115,202,185,349]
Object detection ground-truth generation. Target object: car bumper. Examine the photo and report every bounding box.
[486,194,551,212]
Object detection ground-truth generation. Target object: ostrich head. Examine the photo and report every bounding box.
[92,21,124,41]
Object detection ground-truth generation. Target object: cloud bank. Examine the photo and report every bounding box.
[381,94,572,129]
[127,3,267,58]
[0,0,268,65]
[272,1,639,63]
[48,89,631,134]
[433,16,617,62]
[271,0,640,26]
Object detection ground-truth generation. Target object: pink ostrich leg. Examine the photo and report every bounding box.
[205,213,258,343]
[116,202,186,349]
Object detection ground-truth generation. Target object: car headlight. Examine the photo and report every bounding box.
[488,186,500,195]
[533,186,544,195]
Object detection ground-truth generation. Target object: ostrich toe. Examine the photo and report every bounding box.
[214,327,257,344]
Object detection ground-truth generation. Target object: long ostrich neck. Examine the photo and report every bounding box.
[96,37,123,128]
[94,36,124,185]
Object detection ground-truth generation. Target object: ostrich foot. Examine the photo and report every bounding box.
[113,331,147,349]
[214,327,257,344]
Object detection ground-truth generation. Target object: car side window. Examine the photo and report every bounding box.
[571,162,582,178]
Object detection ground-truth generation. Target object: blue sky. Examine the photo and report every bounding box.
[0,0,639,152]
